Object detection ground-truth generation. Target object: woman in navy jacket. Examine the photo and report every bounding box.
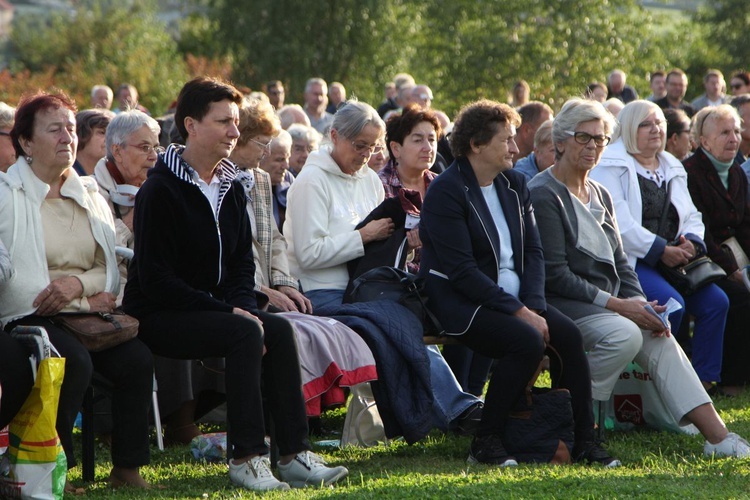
[419,100,617,467]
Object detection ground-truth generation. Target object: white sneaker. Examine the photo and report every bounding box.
[229,455,290,491]
[277,450,349,488]
[704,432,750,458]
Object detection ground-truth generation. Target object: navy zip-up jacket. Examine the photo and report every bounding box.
[123,146,258,317]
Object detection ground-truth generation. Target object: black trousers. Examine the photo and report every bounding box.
[6,316,153,469]
[136,309,310,459]
[0,332,35,429]
[715,278,750,385]
[457,305,594,441]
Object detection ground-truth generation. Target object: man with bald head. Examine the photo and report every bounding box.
[607,69,638,103]
[412,84,433,109]
[326,82,346,114]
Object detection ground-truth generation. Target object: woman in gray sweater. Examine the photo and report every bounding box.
[529,98,750,458]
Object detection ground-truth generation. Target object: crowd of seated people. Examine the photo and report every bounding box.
[4,65,750,496]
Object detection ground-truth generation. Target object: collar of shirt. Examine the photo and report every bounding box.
[190,168,222,216]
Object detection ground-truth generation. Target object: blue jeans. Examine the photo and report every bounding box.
[635,261,729,382]
[306,289,480,430]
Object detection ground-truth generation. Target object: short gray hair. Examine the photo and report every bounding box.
[91,84,113,100]
[330,99,385,140]
[105,109,161,159]
[287,123,321,148]
[278,104,310,129]
[271,129,292,150]
[613,100,666,155]
[0,102,15,129]
[552,98,615,160]
[305,77,328,94]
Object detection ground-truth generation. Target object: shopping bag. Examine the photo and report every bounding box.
[1,356,67,499]
[605,362,697,435]
[341,383,387,447]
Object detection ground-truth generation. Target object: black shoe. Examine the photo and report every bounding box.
[573,440,621,467]
[467,434,518,466]
[706,384,734,399]
[454,403,483,436]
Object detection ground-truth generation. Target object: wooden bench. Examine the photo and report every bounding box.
[423,335,460,345]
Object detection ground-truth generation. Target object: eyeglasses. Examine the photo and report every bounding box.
[250,138,273,150]
[292,144,315,153]
[127,144,165,155]
[565,131,611,147]
[351,141,384,155]
[638,120,664,130]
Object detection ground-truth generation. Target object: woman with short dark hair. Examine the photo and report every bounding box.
[74,108,115,175]
[123,77,348,492]
[420,99,617,467]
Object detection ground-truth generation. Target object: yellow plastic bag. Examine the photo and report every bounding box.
[1,357,67,499]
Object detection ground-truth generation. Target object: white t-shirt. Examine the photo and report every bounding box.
[480,183,521,298]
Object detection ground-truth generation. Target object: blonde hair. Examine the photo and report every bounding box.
[237,97,281,146]
[613,100,666,155]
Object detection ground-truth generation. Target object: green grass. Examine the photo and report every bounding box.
[66,392,750,499]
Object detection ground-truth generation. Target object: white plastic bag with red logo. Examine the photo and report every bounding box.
[605,362,698,435]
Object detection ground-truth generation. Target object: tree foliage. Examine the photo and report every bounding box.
[10,1,187,115]
[693,0,750,76]
[207,0,699,115]
[210,0,415,104]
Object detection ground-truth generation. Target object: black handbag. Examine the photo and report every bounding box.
[345,266,444,335]
[655,183,725,296]
[657,256,726,296]
[502,346,574,464]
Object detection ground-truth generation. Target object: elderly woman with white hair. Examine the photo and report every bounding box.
[287,123,320,176]
[94,109,163,287]
[683,104,750,391]
[591,100,730,394]
[529,98,749,458]
[285,99,484,444]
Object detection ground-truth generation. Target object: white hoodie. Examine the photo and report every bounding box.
[284,147,384,292]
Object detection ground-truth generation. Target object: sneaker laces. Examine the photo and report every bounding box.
[296,450,328,469]
[248,456,275,479]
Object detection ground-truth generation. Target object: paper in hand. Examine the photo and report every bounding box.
[644,297,682,329]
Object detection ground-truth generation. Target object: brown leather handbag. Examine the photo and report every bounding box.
[52,311,138,351]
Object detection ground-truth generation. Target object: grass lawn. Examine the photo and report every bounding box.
[67,390,750,499]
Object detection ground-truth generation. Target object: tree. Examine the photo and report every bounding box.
[206,0,684,115]
[693,0,750,75]
[10,1,188,114]
[210,0,415,104]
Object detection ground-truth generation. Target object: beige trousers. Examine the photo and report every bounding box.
[575,313,711,424]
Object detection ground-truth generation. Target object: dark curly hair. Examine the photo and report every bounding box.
[449,100,521,158]
[385,104,441,160]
